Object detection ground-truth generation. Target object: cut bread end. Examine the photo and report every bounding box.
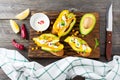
[51,50,64,56]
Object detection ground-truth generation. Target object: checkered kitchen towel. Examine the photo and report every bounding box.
[0,48,120,80]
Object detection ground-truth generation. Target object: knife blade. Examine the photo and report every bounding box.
[106,4,113,61]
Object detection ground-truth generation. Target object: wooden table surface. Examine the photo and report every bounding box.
[0,0,120,80]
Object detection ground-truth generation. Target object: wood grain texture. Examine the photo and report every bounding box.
[28,11,100,58]
[0,0,120,80]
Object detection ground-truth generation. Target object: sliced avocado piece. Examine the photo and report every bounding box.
[80,13,96,36]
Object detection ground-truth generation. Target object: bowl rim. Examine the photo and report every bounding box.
[30,13,50,31]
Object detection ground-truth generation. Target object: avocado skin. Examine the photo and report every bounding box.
[80,13,96,36]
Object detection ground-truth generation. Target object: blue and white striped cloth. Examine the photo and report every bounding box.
[0,48,120,80]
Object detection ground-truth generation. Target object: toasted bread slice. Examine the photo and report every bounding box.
[78,52,91,57]
[51,50,64,56]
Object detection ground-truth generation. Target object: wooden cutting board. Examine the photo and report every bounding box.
[28,11,100,58]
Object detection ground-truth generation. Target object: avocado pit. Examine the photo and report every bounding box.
[83,17,93,29]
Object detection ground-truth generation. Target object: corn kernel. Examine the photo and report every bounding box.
[31,47,34,51]
[74,31,79,36]
[51,21,53,24]
[76,31,79,34]
[37,31,40,33]
[74,33,77,36]
[35,47,38,50]
[72,29,75,32]
[71,34,74,36]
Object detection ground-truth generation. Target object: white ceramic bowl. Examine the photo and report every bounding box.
[30,13,50,31]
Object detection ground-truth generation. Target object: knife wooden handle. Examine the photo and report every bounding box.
[106,31,112,61]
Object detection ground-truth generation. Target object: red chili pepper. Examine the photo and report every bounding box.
[21,24,27,39]
[12,39,24,50]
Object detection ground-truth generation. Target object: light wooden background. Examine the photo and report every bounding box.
[0,0,120,80]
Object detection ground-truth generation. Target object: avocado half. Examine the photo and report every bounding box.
[80,13,96,36]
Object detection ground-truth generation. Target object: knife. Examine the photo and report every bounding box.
[106,4,113,61]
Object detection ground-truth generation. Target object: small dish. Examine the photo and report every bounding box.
[30,13,50,31]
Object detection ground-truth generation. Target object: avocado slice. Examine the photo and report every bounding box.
[80,13,96,36]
